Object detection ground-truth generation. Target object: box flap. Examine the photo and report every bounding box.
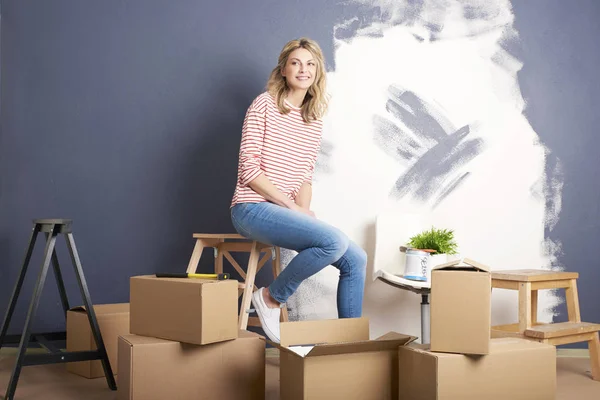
[280,317,369,347]
[68,303,130,315]
[286,345,315,357]
[432,257,490,272]
[303,332,416,357]
[401,344,455,359]
[119,334,174,346]
[375,331,417,343]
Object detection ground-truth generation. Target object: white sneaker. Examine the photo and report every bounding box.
[251,287,281,343]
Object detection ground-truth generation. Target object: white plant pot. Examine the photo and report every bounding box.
[403,249,431,281]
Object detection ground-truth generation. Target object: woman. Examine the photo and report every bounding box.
[230,38,367,343]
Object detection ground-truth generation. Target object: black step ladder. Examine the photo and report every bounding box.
[0,219,116,400]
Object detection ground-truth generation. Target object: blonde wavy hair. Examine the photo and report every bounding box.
[266,37,329,123]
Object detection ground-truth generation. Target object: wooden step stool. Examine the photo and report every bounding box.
[186,233,289,330]
[491,269,600,380]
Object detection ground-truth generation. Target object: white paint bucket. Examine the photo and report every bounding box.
[403,249,430,281]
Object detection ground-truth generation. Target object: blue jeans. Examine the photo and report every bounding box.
[230,201,367,318]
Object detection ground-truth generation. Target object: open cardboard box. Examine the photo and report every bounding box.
[273,317,416,400]
[431,258,491,355]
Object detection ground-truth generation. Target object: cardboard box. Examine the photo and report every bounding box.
[398,338,556,400]
[66,303,130,378]
[430,258,491,355]
[274,317,416,400]
[130,275,238,345]
[117,330,265,400]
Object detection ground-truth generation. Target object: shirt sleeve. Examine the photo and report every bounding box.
[238,100,267,187]
[302,138,322,185]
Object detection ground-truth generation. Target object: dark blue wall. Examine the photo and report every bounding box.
[511,0,600,337]
[1,1,599,347]
[0,0,338,334]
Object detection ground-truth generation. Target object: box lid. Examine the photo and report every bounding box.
[69,303,130,315]
[432,257,490,273]
[120,329,262,347]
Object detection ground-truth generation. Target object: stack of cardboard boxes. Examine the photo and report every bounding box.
[66,274,266,399]
[397,259,557,399]
[118,275,266,399]
[65,259,558,399]
[261,259,557,399]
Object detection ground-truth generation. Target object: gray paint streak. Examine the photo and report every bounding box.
[373,115,422,162]
[386,86,455,144]
[373,85,484,202]
[432,171,471,209]
[315,139,334,176]
[336,0,510,42]
[390,125,484,201]
[334,1,425,41]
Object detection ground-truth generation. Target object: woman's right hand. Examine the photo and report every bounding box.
[292,204,316,218]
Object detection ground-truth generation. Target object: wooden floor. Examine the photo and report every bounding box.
[1,350,599,399]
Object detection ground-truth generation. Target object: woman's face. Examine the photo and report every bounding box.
[281,48,317,92]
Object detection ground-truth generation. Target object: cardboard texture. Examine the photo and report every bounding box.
[275,317,416,400]
[66,303,130,378]
[116,330,265,400]
[129,275,238,345]
[430,258,491,355]
[398,338,556,400]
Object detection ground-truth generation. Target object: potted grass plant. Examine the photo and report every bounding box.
[404,227,459,282]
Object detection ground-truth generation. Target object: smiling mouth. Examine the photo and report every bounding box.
[296,76,311,80]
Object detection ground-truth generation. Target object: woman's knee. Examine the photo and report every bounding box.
[349,243,368,277]
[334,241,366,280]
[319,229,349,262]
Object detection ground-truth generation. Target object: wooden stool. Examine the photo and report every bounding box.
[186,234,289,330]
[491,269,600,380]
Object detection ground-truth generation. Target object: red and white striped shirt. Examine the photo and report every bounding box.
[231,92,323,207]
